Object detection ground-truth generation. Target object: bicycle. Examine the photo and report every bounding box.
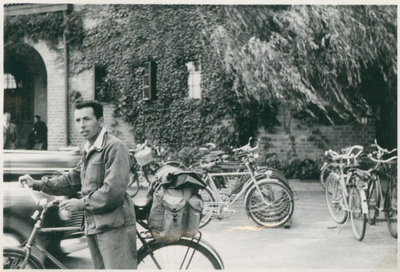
[190,139,288,196]
[324,145,371,241]
[3,182,225,269]
[197,139,294,228]
[128,141,184,198]
[320,145,364,189]
[366,140,397,238]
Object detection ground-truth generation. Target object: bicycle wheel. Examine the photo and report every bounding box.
[137,239,223,269]
[320,163,338,189]
[3,247,45,269]
[257,167,287,182]
[199,187,215,228]
[385,175,397,238]
[325,173,348,224]
[349,187,367,241]
[367,177,380,225]
[245,179,294,227]
[128,172,140,198]
[257,168,292,191]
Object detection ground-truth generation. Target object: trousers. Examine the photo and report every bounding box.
[86,224,137,269]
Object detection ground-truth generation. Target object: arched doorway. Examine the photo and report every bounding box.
[4,43,47,149]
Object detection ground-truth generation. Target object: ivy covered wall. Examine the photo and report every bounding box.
[4,4,378,175]
[69,4,278,151]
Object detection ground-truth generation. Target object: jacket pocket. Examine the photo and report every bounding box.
[82,162,105,194]
[91,205,125,231]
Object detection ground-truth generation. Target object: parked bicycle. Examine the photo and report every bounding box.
[190,140,288,193]
[3,182,225,269]
[320,145,364,189]
[366,140,397,238]
[324,145,373,241]
[197,139,294,228]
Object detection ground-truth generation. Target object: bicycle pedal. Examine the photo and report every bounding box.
[283,220,291,229]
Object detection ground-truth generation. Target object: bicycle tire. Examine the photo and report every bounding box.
[256,168,291,189]
[3,247,45,269]
[349,187,367,241]
[367,177,380,225]
[256,167,288,182]
[199,187,215,228]
[245,179,294,227]
[385,175,397,238]
[240,172,293,197]
[320,163,338,189]
[128,172,140,198]
[325,173,348,224]
[137,238,223,269]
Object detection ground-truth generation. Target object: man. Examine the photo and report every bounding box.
[19,100,137,269]
[33,115,48,150]
[3,112,18,149]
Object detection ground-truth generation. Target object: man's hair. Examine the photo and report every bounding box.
[4,112,11,121]
[35,115,41,120]
[75,100,103,120]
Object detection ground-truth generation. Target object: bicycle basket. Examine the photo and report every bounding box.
[134,146,154,166]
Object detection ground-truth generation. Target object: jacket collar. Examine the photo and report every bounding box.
[84,127,107,154]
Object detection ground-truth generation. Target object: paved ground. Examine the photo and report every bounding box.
[61,179,398,271]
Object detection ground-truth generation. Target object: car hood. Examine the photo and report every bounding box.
[3,149,82,170]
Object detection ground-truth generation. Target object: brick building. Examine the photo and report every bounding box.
[4,4,136,151]
[3,4,377,162]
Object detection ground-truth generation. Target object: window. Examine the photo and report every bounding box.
[185,61,201,99]
[4,73,17,89]
[143,61,157,101]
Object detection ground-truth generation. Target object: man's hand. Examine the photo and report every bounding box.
[59,198,83,212]
[18,174,35,188]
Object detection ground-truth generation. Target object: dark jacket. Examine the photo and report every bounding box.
[37,132,135,235]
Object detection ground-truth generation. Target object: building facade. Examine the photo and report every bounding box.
[3,4,377,164]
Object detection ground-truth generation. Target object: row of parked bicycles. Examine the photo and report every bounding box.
[5,137,395,269]
[321,140,397,241]
[129,138,295,229]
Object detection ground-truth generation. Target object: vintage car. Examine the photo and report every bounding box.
[3,148,86,257]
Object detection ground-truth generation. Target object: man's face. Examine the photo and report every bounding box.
[74,107,103,144]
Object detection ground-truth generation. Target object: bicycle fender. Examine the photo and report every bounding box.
[190,237,225,269]
[243,177,281,206]
[254,172,291,190]
[137,236,225,270]
[360,189,368,214]
[327,172,348,197]
[3,247,45,269]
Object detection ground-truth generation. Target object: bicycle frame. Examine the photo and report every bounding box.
[17,202,82,269]
[325,145,368,217]
[203,154,277,218]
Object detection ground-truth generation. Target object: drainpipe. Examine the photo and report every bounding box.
[63,11,70,146]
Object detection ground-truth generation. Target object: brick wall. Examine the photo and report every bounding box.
[67,68,136,149]
[30,40,68,150]
[257,107,376,164]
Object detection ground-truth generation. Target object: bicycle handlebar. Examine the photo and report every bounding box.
[21,180,60,207]
[367,153,397,164]
[325,145,364,161]
[371,139,397,159]
[232,137,259,153]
